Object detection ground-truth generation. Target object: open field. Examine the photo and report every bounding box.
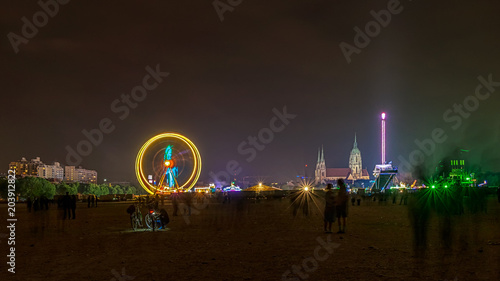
[1,195,499,281]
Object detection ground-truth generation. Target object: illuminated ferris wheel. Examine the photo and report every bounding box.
[135,133,202,194]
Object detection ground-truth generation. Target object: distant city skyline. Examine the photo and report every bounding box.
[9,156,97,184]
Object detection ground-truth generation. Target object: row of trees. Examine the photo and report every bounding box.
[0,177,143,199]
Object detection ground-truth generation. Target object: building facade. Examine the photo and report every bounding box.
[349,134,364,180]
[64,166,77,182]
[76,167,97,184]
[64,166,97,183]
[37,162,64,181]
[8,157,97,184]
[9,157,43,177]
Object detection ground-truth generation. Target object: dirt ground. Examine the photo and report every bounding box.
[1,194,499,281]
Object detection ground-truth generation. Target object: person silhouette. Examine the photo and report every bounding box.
[172,193,179,216]
[33,197,39,212]
[62,192,71,220]
[336,179,349,233]
[324,183,336,233]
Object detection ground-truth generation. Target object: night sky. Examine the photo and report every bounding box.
[2,0,499,184]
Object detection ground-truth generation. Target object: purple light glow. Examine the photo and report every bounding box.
[381,112,386,164]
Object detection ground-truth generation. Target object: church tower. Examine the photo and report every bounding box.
[349,134,363,180]
[315,146,326,184]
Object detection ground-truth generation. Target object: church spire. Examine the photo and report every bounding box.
[321,145,324,162]
[317,147,320,163]
[353,133,358,149]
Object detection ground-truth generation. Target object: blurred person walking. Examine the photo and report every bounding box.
[400,189,409,205]
[172,193,179,216]
[336,179,349,233]
[62,192,71,220]
[183,192,193,216]
[33,197,39,212]
[324,183,336,233]
[391,190,397,204]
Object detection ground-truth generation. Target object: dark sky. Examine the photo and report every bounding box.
[2,0,499,184]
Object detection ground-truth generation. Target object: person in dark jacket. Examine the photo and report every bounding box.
[27,197,32,212]
[62,192,71,220]
[324,184,335,233]
[71,195,77,219]
[336,179,349,233]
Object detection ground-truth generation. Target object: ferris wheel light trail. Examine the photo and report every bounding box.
[381,112,386,164]
[135,133,202,194]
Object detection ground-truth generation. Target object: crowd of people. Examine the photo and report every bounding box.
[87,194,98,208]
[25,193,100,220]
[26,196,51,212]
[61,192,77,220]
[323,179,349,234]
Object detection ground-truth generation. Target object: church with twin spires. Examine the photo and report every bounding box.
[315,135,370,185]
